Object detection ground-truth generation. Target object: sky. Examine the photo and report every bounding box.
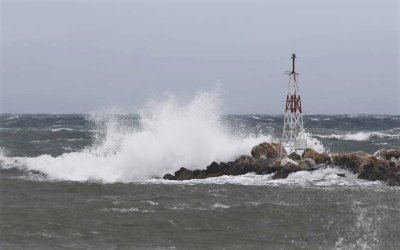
[1,0,399,114]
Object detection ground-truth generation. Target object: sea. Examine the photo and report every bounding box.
[1,95,399,249]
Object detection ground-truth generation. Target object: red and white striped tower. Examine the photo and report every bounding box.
[281,53,307,156]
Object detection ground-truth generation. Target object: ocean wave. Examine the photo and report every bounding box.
[305,133,325,152]
[7,115,20,120]
[30,140,50,143]
[101,207,155,213]
[315,132,399,141]
[0,91,327,183]
[54,138,84,142]
[51,128,74,132]
[142,200,159,206]
[65,138,84,142]
[0,92,273,182]
[101,207,139,213]
[211,203,230,209]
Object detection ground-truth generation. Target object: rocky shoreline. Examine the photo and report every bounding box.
[163,142,400,186]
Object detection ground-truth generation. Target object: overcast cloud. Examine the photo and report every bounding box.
[1,0,399,114]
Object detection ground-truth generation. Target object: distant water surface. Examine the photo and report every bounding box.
[1,114,399,249]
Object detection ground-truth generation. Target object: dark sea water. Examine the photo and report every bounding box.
[1,114,400,249]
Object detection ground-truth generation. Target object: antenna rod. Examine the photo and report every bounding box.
[291,53,296,73]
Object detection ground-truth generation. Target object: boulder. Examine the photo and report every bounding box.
[163,173,176,180]
[374,149,400,160]
[299,158,316,171]
[357,156,387,181]
[302,148,331,165]
[174,167,195,180]
[272,162,301,179]
[390,157,399,168]
[235,155,256,166]
[251,142,286,160]
[332,153,366,173]
[230,155,257,175]
[192,169,207,179]
[272,143,287,157]
[387,171,400,186]
[280,157,299,166]
[288,152,301,161]
[204,161,233,177]
[253,158,275,174]
[161,143,400,186]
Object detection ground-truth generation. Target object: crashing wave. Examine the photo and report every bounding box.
[0,92,274,182]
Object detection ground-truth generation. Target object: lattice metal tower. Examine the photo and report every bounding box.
[281,53,307,156]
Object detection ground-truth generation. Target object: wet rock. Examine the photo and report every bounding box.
[374,149,400,161]
[254,158,275,174]
[387,171,400,186]
[206,162,225,175]
[231,164,255,175]
[390,157,399,168]
[272,162,301,179]
[299,158,316,171]
[288,152,301,161]
[163,173,176,180]
[174,167,195,180]
[336,173,346,177]
[192,169,207,179]
[357,156,387,181]
[235,155,256,166]
[280,157,299,166]
[251,142,286,160]
[332,153,394,182]
[230,155,257,175]
[332,152,367,173]
[161,143,400,186]
[204,161,233,177]
[303,148,331,165]
[272,142,287,157]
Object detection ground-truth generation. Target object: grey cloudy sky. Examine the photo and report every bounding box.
[1,0,399,114]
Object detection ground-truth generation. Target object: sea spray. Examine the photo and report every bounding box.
[0,91,272,182]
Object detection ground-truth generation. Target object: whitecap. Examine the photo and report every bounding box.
[101,207,139,213]
[211,203,231,209]
[315,131,399,141]
[51,128,74,132]
[0,91,272,182]
[143,200,159,206]
[30,140,50,143]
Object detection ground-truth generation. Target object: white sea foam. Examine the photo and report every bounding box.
[30,140,50,143]
[51,128,74,132]
[305,133,325,152]
[211,203,230,209]
[7,115,20,120]
[334,202,383,250]
[64,138,84,142]
[0,91,326,183]
[245,201,260,207]
[143,200,159,206]
[315,131,399,141]
[101,207,139,213]
[148,167,383,187]
[0,91,273,182]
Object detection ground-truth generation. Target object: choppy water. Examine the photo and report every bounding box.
[1,112,399,249]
